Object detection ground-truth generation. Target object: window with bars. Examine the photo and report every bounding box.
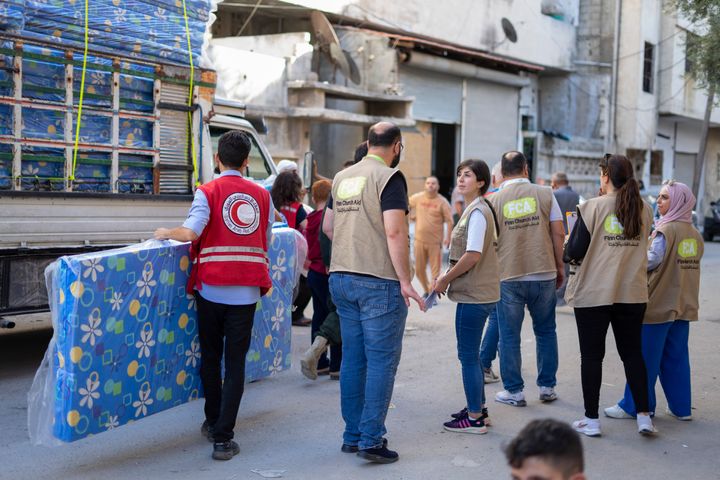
[643,42,655,94]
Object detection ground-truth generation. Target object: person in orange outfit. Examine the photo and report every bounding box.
[409,176,454,297]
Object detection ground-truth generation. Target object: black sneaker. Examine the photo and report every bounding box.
[212,440,240,460]
[450,407,491,426]
[341,438,388,453]
[357,445,399,464]
[200,420,214,442]
[443,415,488,434]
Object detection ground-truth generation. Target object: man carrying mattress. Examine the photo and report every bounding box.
[155,130,274,461]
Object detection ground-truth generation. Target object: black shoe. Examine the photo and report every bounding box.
[212,440,240,460]
[450,407,491,426]
[357,445,399,464]
[200,420,214,442]
[292,316,312,326]
[341,438,387,453]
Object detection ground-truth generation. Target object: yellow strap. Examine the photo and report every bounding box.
[181,0,199,186]
[70,0,89,181]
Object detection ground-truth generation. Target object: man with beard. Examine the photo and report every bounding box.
[323,122,425,464]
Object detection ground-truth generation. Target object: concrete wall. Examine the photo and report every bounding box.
[658,11,720,124]
[283,0,577,70]
[615,0,662,153]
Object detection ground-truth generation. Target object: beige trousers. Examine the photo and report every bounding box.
[414,240,442,294]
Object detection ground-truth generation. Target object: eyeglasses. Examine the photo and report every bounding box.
[662,179,676,186]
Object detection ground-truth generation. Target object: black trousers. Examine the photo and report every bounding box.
[307,269,342,371]
[574,303,649,419]
[292,274,312,321]
[196,293,255,442]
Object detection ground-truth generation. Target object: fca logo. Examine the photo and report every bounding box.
[603,214,624,235]
[678,238,698,258]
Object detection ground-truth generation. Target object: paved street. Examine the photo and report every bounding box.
[2,243,720,479]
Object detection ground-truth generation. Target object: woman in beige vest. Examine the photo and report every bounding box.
[432,159,501,435]
[605,180,703,421]
[564,154,656,437]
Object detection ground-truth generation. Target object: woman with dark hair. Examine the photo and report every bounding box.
[564,154,656,437]
[432,159,501,434]
[605,180,703,421]
[272,170,307,232]
[272,169,311,326]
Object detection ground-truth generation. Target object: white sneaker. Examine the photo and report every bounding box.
[572,417,602,437]
[637,414,658,435]
[483,367,500,384]
[539,386,558,402]
[494,390,527,407]
[666,408,692,421]
[604,404,633,419]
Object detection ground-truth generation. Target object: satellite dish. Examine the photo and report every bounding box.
[501,18,518,43]
[343,50,362,85]
[310,11,361,84]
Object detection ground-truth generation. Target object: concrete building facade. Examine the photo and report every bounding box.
[207,0,720,220]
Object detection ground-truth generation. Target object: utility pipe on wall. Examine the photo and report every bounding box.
[403,52,530,88]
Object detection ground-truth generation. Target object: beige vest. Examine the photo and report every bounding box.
[447,197,501,304]
[644,222,704,324]
[330,156,407,281]
[565,193,653,307]
[489,181,556,281]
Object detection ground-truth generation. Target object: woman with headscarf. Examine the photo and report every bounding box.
[605,180,704,421]
[564,154,656,437]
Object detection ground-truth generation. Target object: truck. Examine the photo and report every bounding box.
[0,33,281,332]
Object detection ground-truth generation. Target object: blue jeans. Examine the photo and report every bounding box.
[456,302,496,412]
[618,320,691,417]
[479,305,499,370]
[497,280,558,393]
[329,273,408,450]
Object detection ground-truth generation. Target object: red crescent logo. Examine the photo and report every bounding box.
[230,200,251,227]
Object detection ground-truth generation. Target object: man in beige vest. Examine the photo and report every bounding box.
[489,151,566,407]
[322,122,424,464]
[409,176,453,297]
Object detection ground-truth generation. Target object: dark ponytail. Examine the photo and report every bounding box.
[615,177,642,238]
[604,155,643,238]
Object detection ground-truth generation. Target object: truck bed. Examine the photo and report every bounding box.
[0,192,193,250]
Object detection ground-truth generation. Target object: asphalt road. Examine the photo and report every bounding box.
[2,243,720,479]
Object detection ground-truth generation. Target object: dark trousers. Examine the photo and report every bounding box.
[574,303,649,419]
[196,293,255,442]
[292,274,312,321]
[307,269,342,371]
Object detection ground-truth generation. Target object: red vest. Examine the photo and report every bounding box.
[188,175,272,296]
[279,201,303,229]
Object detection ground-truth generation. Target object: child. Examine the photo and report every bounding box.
[505,419,586,480]
[303,179,341,378]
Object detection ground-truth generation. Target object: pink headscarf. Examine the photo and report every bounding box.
[655,181,695,229]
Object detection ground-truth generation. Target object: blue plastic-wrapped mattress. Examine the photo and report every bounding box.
[28,225,305,445]
[0,0,212,66]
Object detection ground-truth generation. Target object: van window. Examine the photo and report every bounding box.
[209,126,272,181]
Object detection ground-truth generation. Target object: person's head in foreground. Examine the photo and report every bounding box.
[505,419,586,480]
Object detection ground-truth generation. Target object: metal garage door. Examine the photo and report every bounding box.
[399,66,463,124]
[463,79,519,165]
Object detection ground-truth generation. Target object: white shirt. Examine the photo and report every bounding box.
[466,209,487,253]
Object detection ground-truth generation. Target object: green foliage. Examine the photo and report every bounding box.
[676,0,720,90]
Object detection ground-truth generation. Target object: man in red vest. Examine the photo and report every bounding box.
[155,130,274,461]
